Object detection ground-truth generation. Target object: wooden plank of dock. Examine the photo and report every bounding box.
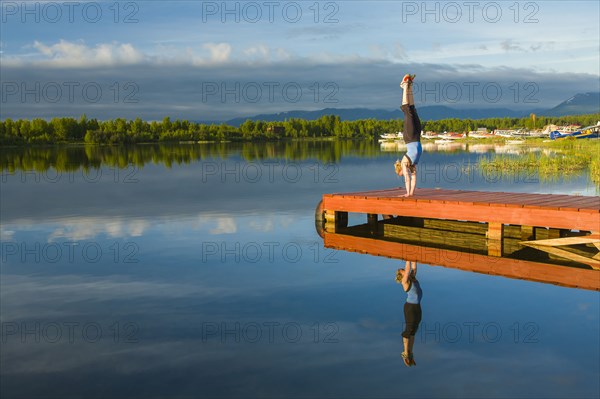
[324,233,600,291]
[520,236,600,269]
[322,188,600,232]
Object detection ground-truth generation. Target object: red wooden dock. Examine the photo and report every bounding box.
[319,188,600,289]
[322,188,599,233]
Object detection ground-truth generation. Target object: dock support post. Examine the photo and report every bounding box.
[324,210,336,232]
[487,222,503,257]
[324,210,348,232]
[367,214,378,225]
[487,223,503,240]
[337,212,348,229]
[324,210,336,222]
[367,213,380,236]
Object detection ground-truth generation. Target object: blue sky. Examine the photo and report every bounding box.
[1,0,599,120]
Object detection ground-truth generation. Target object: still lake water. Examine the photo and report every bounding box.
[1,142,599,398]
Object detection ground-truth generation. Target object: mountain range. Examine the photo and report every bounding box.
[217,92,599,126]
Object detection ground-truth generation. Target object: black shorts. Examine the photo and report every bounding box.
[402,302,422,338]
[401,104,422,142]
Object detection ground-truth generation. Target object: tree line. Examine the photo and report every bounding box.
[1,113,599,145]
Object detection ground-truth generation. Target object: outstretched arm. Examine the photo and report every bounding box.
[401,261,412,291]
[401,160,414,197]
[409,167,417,196]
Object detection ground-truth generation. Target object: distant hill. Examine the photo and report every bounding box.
[223,106,533,127]
[542,92,600,116]
[225,108,399,126]
[200,92,599,126]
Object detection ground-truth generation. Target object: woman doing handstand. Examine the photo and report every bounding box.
[394,74,422,197]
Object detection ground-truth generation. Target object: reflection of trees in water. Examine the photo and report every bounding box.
[1,142,382,172]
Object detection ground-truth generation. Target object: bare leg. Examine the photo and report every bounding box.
[402,84,410,105]
[402,337,411,366]
[401,75,415,105]
[400,75,417,197]
[408,335,417,365]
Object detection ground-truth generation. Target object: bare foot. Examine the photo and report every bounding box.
[402,193,411,197]
[409,354,416,366]
[401,352,411,367]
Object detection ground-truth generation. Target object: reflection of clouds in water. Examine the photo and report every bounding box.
[2,265,598,396]
[2,321,359,377]
[209,217,237,235]
[0,227,15,240]
[5,212,292,242]
[193,213,295,234]
[247,214,296,233]
[45,218,149,242]
[577,303,590,311]
[0,263,392,322]
[248,218,274,232]
[0,274,242,321]
[576,302,599,321]
[2,315,595,398]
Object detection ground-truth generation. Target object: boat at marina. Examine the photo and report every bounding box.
[468,132,495,138]
[379,131,403,142]
[421,131,438,139]
[550,122,600,140]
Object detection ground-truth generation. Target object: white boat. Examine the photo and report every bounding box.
[527,131,547,138]
[421,132,438,139]
[494,130,519,137]
[468,133,491,139]
[379,132,403,141]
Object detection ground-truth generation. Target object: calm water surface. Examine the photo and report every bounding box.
[1,143,598,398]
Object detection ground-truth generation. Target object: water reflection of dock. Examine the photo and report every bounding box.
[317,188,600,290]
[323,232,600,291]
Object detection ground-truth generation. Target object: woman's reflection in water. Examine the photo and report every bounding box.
[396,261,423,367]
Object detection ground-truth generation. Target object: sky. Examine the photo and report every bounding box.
[1,0,599,121]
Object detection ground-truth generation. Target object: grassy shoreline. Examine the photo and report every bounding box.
[477,138,600,184]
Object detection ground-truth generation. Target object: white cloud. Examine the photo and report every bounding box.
[500,39,524,52]
[2,40,239,68]
[29,39,145,67]
[201,42,232,64]
[2,39,304,69]
[393,42,408,60]
[243,44,270,58]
